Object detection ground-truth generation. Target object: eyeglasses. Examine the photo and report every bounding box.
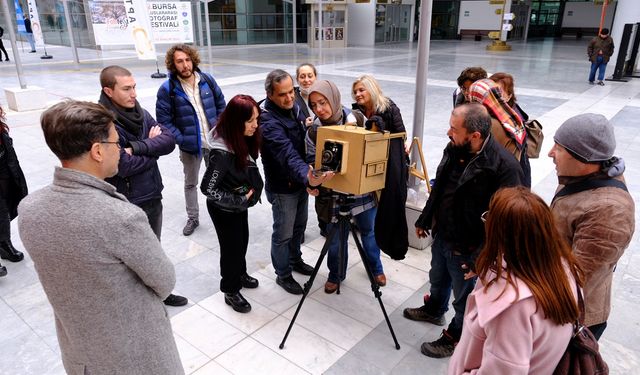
[480,210,489,223]
[100,141,121,149]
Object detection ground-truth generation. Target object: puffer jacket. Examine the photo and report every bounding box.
[551,168,635,326]
[588,35,615,63]
[259,98,309,194]
[155,70,226,155]
[105,110,175,206]
[416,134,523,254]
[200,136,263,212]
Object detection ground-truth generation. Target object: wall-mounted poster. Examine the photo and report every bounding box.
[324,27,333,41]
[88,0,129,45]
[335,27,344,41]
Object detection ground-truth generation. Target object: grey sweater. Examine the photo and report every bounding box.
[18,167,183,375]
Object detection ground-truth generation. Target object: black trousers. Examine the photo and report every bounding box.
[139,198,163,240]
[0,39,7,60]
[0,177,12,242]
[207,201,248,294]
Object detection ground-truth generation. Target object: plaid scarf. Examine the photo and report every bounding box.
[469,79,525,146]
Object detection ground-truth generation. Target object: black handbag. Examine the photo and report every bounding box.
[553,283,609,375]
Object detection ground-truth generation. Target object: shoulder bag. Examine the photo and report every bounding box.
[553,282,609,375]
[525,119,544,158]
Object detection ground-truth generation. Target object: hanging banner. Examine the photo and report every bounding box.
[147,2,193,43]
[25,0,45,48]
[89,1,193,46]
[15,0,26,33]
[125,0,157,60]
[88,0,130,45]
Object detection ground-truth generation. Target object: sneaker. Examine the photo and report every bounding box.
[375,273,387,287]
[292,260,314,276]
[163,293,188,307]
[588,81,595,85]
[420,330,457,358]
[182,218,199,236]
[29,50,36,53]
[403,305,446,326]
[240,274,259,289]
[276,275,303,295]
[598,80,605,86]
[0,263,6,277]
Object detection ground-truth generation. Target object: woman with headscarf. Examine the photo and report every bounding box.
[468,78,531,187]
[351,75,409,261]
[305,79,385,293]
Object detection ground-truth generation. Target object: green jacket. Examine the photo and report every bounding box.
[588,35,615,63]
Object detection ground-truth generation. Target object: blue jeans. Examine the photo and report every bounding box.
[425,235,477,340]
[266,189,308,278]
[326,207,383,283]
[589,55,608,82]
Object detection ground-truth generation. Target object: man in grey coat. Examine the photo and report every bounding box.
[18,100,184,375]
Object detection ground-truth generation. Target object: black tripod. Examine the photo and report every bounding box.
[279,194,400,350]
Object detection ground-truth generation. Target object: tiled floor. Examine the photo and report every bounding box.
[0,38,639,374]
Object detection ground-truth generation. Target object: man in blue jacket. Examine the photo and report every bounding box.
[156,44,226,236]
[261,69,327,295]
[99,65,187,307]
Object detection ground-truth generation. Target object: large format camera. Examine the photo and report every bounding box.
[321,141,346,172]
[315,125,390,195]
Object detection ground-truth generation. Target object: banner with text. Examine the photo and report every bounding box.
[89,1,192,46]
[26,0,45,48]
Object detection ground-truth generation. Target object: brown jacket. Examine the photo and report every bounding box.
[588,35,615,63]
[551,175,635,326]
[491,117,522,161]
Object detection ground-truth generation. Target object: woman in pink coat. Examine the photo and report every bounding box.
[449,186,583,374]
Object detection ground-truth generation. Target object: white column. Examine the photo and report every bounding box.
[609,0,640,65]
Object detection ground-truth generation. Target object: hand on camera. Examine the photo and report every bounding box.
[365,115,386,132]
[307,165,334,188]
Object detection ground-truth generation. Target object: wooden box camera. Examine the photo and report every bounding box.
[315,125,390,195]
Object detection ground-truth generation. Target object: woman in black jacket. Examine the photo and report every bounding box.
[0,106,28,277]
[351,75,409,261]
[200,95,264,313]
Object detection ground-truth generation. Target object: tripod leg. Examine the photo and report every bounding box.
[279,223,341,349]
[350,223,401,350]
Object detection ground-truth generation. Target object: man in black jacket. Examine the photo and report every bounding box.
[99,66,187,307]
[404,103,523,358]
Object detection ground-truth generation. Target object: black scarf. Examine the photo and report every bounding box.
[98,91,144,137]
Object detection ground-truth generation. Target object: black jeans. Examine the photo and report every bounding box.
[207,201,249,293]
[0,39,8,60]
[139,198,163,240]
[0,177,11,242]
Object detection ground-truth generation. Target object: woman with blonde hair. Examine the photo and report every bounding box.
[449,186,582,374]
[351,75,408,261]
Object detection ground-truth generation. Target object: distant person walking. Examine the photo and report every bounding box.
[0,26,9,61]
[588,28,614,86]
[24,15,36,53]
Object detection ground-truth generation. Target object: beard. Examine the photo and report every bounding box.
[178,68,193,79]
[449,137,473,155]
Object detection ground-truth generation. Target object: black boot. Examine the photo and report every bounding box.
[0,262,6,277]
[0,240,24,262]
[224,292,251,313]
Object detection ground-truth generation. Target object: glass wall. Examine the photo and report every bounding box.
[201,0,307,45]
[0,0,306,49]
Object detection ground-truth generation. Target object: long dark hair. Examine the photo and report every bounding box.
[214,95,261,169]
[476,186,583,325]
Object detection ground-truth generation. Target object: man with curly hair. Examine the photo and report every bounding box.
[156,44,226,236]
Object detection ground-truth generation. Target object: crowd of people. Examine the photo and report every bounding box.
[0,42,633,374]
